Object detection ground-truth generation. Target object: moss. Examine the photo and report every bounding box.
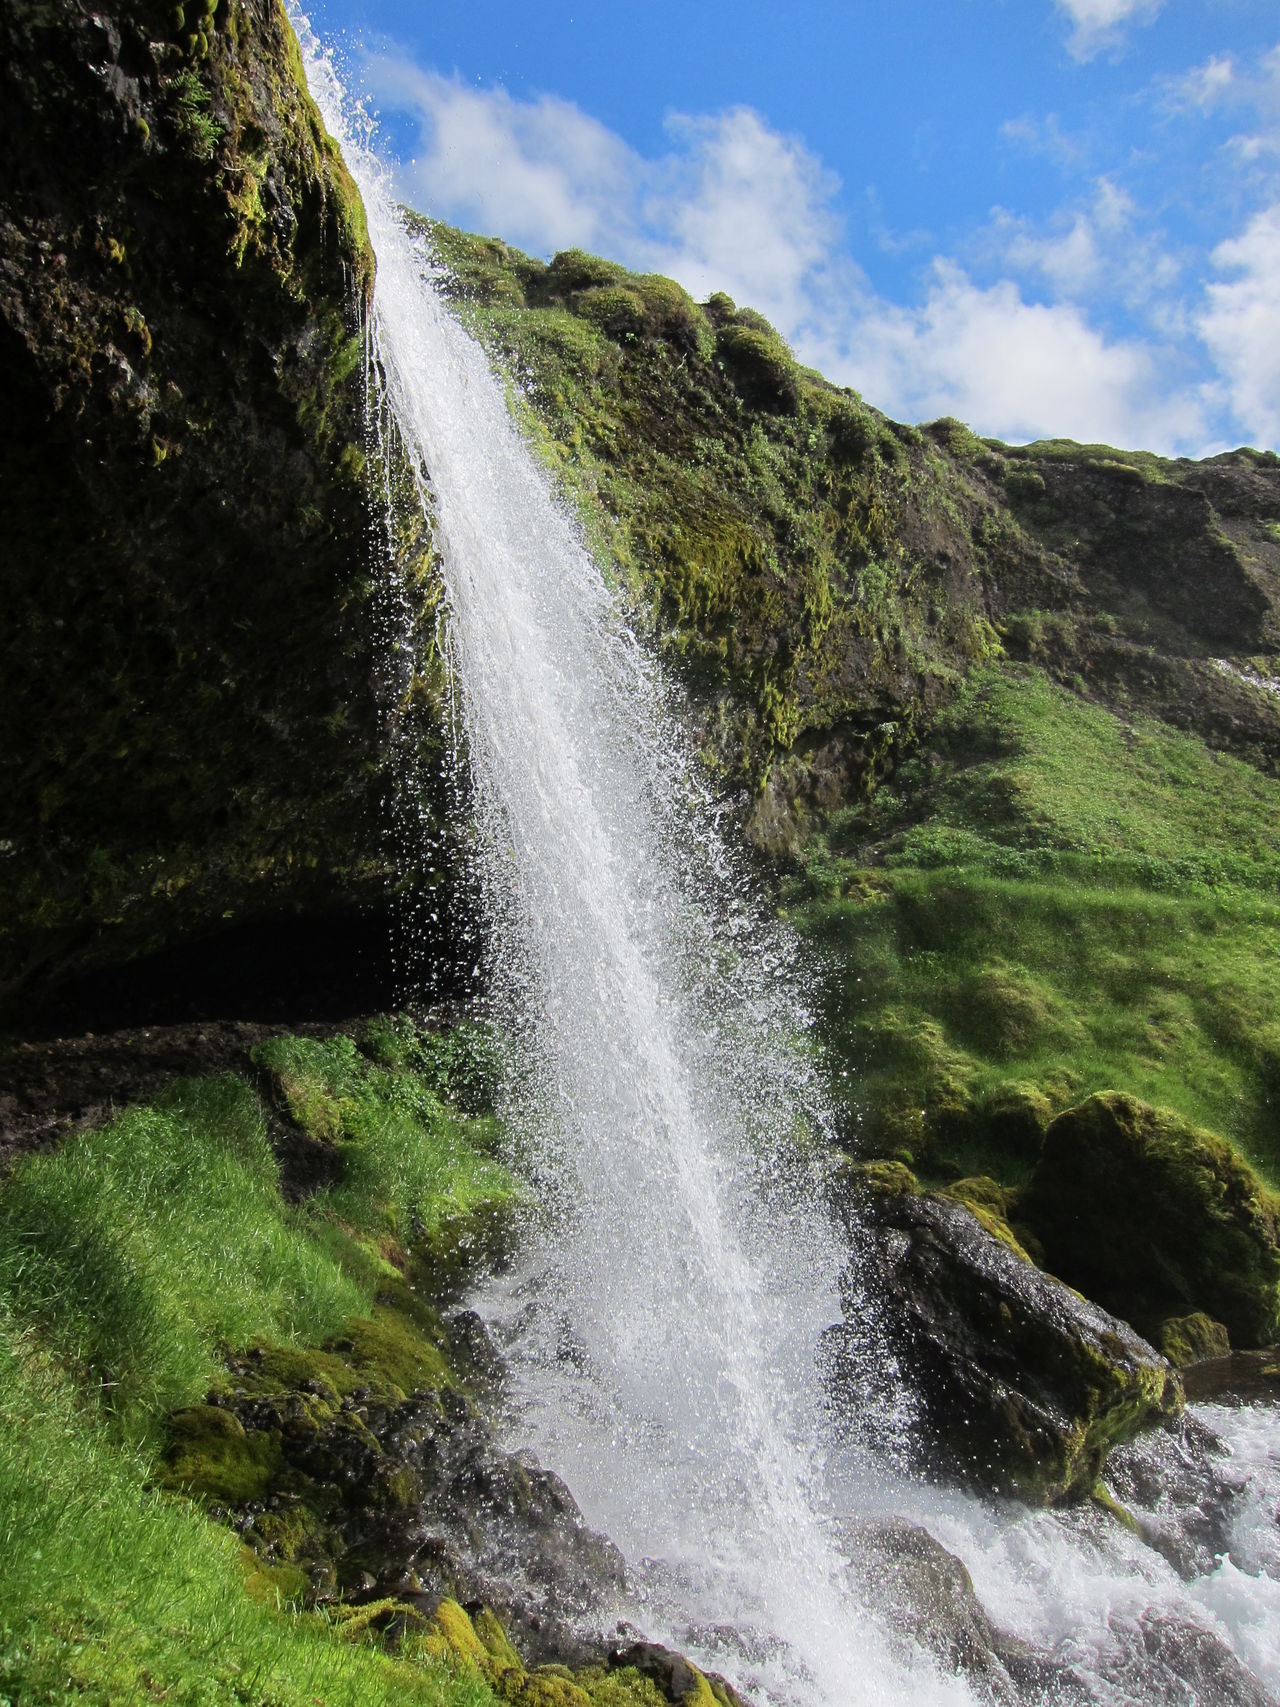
[1159,1311,1231,1367]
[159,1403,282,1503]
[1090,1482,1141,1535]
[715,322,799,413]
[416,1601,700,1706]
[1021,1093,1280,1345]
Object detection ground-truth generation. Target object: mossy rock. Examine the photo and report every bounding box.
[714,322,799,413]
[975,1081,1054,1159]
[1160,1312,1231,1368]
[833,1184,1182,1504]
[1020,1092,1280,1346]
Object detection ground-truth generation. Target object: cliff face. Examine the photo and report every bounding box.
[0,0,408,1017]
[423,225,1280,859]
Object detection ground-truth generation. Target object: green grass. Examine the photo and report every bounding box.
[251,1031,520,1260]
[791,665,1280,1186]
[0,1027,528,1706]
[0,1077,366,1434]
[0,1317,498,1707]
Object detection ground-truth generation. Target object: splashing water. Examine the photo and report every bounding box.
[298,27,1280,1706]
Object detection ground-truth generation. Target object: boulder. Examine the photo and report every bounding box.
[1019,1093,1280,1347]
[842,1517,1082,1704]
[830,1169,1182,1503]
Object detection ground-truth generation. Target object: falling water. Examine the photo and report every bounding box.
[299,28,1280,1707]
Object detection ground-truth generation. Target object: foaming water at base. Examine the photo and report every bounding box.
[297,23,1279,1705]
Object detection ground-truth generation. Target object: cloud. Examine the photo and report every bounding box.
[994,177,1180,308]
[810,265,1207,454]
[1199,203,1280,447]
[365,61,642,258]
[1054,0,1163,61]
[363,50,1247,456]
[1159,42,1280,168]
[1164,53,1236,115]
[999,112,1086,169]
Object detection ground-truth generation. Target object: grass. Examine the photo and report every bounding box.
[0,1077,365,1435]
[0,1316,498,1707]
[790,664,1280,1187]
[251,1027,520,1261]
[0,1025,524,1707]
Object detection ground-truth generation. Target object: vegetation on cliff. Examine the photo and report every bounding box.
[0,0,440,1014]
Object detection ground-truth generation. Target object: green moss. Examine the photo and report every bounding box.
[1021,1093,1280,1346]
[1159,1311,1231,1367]
[160,1403,283,1503]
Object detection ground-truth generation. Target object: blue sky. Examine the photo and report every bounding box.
[307,0,1280,457]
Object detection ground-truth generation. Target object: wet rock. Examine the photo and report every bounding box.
[1105,1410,1250,1580]
[609,1639,749,1706]
[165,1361,626,1670]
[831,1173,1182,1502]
[1096,1608,1274,1707]
[1020,1093,1280,1348]
[1181,1346,1280,1405]
[1160,1312,1232,1369]
[842,1516,1092,1704]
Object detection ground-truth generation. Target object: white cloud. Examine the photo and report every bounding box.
[1054,0,1163,61]
[365,61,642,259]
[364,51,1250,456]
[809,265,1207,454]
[995,177,1180,307]
[645,109,844,334]
[1199,203,1280,447]
[999,111,1088,171]
[1165,53,1236,114]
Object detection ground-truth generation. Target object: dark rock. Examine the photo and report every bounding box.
[1020,1093,1280,1348]
[1181,1346,1280,1405]
[1096,1608,1274,1707]
[0,0,452,1017]
[1105,1411,1251,1580]
[842,1516,1087,1705]
[830,1172,1182,1502]
[165,1362,626,1670]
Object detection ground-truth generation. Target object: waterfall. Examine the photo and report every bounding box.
[297,27,1280,1707]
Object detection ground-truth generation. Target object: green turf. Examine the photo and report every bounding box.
[0,1315,499,1707]
[0,1028,526,1706]
[790,664,1280,1186]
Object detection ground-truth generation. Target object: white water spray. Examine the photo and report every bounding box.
[298,29,1280,1707]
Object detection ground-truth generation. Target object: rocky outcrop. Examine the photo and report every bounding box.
[1020,1093,1280,1348]
[0,0,445,1020]
[828,1168,1182,1503]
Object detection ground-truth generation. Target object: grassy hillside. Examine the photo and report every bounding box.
[788,664,1280,1190]
[419,219,1280,865]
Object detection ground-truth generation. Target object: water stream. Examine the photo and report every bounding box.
[300,30,1279,1705]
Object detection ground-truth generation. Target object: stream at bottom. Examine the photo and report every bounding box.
[474,1257,1279,1707]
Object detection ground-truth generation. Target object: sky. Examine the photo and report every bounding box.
[305,0,1280,457]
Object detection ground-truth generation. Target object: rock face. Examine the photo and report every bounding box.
[163,1341,628,1669]
[1020,1093,1280,1348]
[830,1173,1182,1503]
[0,0,444,1018]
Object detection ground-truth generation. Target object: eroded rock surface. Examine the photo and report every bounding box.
[830,1172,1182,1503]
